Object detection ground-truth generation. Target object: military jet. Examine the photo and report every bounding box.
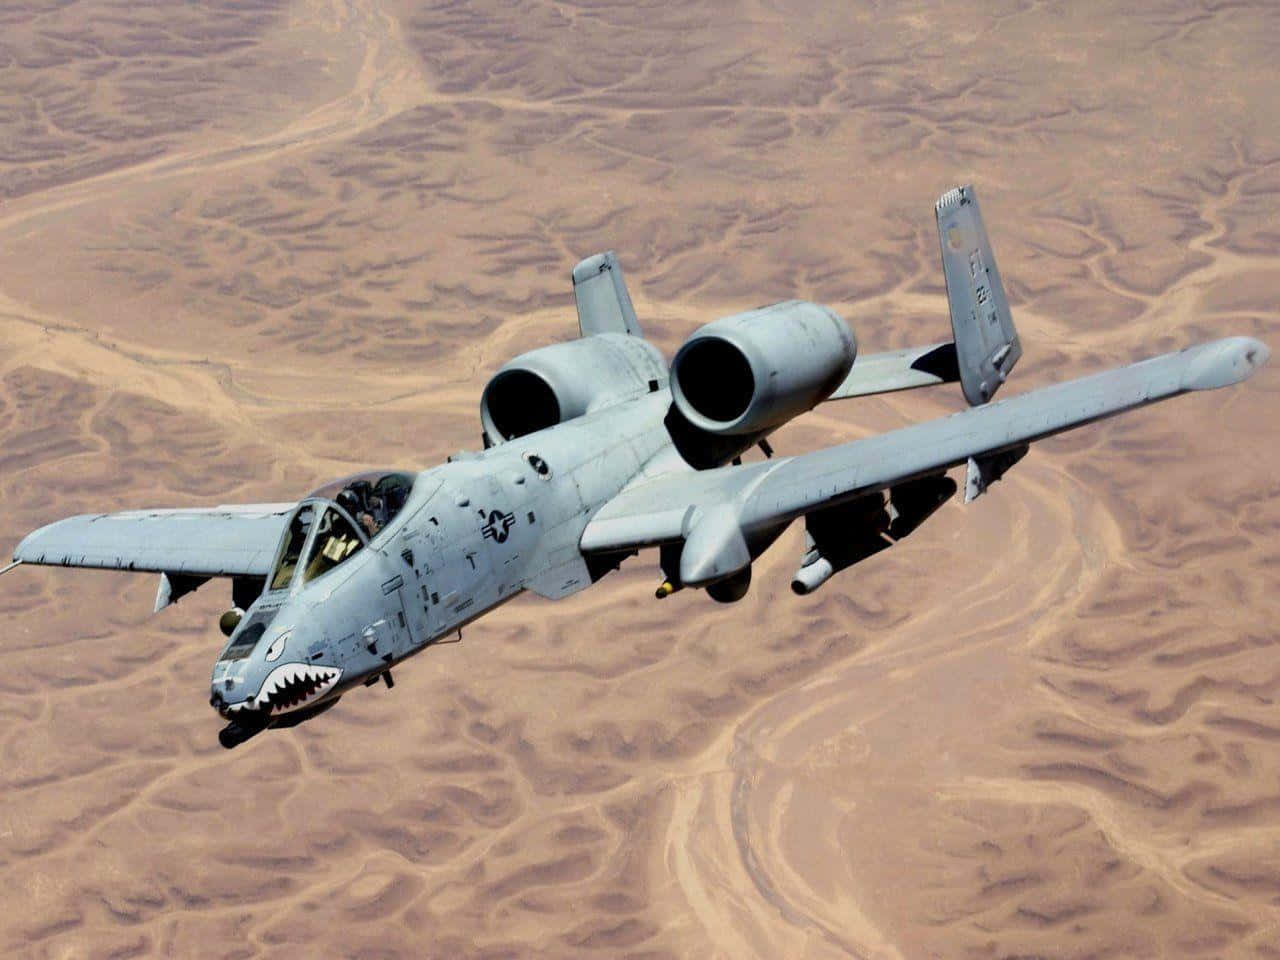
[4,187,1268,748]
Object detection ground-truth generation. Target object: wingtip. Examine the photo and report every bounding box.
[11,519,57,565]
[1247,337,1271,373]
[1181,336,1270,391]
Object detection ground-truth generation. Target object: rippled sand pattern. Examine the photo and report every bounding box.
[1,0,1278,956]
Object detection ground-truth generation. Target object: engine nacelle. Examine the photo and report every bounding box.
[481,334,667,443]
[670,300,856,436]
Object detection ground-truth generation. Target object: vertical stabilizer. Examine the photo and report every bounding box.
[572,251,642,337]
[935,186,1020,405]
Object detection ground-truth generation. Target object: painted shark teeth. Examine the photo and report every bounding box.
[235,662,343,715]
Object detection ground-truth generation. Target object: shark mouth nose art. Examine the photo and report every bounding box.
[228,663,342,715]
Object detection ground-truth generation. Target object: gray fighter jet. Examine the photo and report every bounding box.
[4,187,1269,748]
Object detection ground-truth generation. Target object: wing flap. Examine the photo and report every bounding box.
[13,504,293,578]
[581,337,1268,553]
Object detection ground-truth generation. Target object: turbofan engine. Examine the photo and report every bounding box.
[670,300,856,436]
[481,333,667,443]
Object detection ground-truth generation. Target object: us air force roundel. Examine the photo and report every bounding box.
[481,509,516,543]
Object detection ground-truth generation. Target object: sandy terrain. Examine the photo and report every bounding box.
[1,0,1278,956]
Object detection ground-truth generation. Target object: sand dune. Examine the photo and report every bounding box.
[1,0,1278,956]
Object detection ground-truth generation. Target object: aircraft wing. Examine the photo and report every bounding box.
[11,504,293,578]
[581,336,1268,554]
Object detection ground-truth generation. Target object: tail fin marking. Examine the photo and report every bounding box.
[935,185,1021,405]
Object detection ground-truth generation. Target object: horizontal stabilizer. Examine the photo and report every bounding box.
[573,251,642,337]
[828,342,959,400]
[936,185,1020,405]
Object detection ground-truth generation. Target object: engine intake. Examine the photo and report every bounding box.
[670,301,856,435]
[481,334,667,443]
[483,369,562,441]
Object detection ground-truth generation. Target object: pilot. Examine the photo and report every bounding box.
[336,488,361,519]
[382,482,408,516]
[357,495,384,538]
[345,480,373,512]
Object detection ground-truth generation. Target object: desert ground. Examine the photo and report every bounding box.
[1,0,1278,956]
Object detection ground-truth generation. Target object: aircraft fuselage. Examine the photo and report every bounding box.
[212,388,690,738]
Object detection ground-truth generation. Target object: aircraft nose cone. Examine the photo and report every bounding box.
[209,667,256,716]
[209,683,245,717]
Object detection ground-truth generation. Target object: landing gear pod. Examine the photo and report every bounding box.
[706,565,751,603]
[678,504,750,589]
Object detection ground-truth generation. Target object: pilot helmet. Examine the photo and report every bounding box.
[336,488,360,515]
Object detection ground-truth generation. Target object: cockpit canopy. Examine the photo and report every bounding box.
[266,471,416,594]
[307,471,415,537]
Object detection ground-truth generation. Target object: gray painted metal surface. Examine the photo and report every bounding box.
[14,504,293,576]
[582,335,1267,552]
[937,185,1021,405]
[829,342,958,399]
[572,251,642,337]
[5,186,1268,747]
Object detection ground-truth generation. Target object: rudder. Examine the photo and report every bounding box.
[572,251,642,337]
[935,185,1020,405]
